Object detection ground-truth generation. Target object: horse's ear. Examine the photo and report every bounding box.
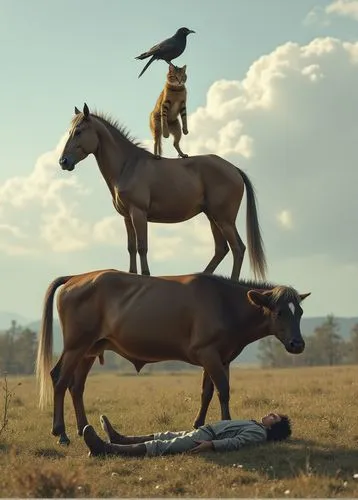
[247,290,272,310]
[83,103,90,118]
[74,106,81,115]
[299,292,311,302]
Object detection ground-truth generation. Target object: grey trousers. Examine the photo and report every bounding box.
[145,425,214,457]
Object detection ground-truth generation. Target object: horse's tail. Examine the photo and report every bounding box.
[36,275,73,409]
[239,168,267,281]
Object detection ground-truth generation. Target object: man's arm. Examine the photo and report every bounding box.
[211,428,267,452]
[190,440,214,453]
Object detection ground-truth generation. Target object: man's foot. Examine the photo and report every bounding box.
[83,425,107,457]
[100,415,125,444]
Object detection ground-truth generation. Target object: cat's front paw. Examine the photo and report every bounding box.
[183,128,189,135]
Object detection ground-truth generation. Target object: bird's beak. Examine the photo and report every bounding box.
[188,30,196,34]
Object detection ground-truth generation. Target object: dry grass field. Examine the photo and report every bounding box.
[1,365,358,497]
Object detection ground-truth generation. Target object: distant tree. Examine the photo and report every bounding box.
[0,321,37,375]
[347,323,358,364]
[310,315,345,366]
[297,335,321,366]
[258,337,292,368]
[15,328,38,374]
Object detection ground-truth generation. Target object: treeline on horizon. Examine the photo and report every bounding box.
[0,315,357,375]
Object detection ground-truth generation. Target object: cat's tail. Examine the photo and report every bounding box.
[158,138,162,156]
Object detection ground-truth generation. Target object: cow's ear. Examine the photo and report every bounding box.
[247,290,273,310]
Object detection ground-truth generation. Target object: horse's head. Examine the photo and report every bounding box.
[59,103,99,171]
[248,287,311,354]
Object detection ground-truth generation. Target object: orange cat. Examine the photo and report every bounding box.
[150,64,188,158]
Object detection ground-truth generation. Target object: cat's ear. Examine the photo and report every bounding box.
[169,63,175,72]
[182,65,187,72]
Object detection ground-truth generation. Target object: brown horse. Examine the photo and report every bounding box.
[58,103,267,281]
[36,269,310,445]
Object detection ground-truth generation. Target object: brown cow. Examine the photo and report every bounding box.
[36,270,310,445]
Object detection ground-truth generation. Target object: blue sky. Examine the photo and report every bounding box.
[0,0,350,177]
[1,0,358,321]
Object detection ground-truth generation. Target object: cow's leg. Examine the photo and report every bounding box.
[68,356,96,436]
[52,346,90,445]
[193,369,214,428]
[197,349,231,421]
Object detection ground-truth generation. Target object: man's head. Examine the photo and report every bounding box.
[261,413,292,441]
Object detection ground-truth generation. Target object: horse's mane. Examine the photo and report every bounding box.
[70,111,150,155]
[197,273,301,303]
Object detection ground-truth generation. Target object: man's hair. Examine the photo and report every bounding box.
[266,415,291,441]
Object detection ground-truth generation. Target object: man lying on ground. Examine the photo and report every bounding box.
[83,412,291,457]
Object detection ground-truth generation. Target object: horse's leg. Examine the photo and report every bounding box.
[130,207,150,276]
[203,218,229,274]
[68,356,96,436]
[124,216,137,274]
[52,346,89,445]
[217,221,245,280]
[196,349,231,421]
[193,369,214,428]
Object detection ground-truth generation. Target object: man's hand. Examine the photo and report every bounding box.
[190,440,213,453]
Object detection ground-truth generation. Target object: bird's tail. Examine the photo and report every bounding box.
[138,55,156,78]
[135,51,151,60]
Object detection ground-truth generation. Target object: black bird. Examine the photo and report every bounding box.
[135,27,195,78]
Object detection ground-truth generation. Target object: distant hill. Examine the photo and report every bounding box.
[0,312,33,330]
[19,315,358,366]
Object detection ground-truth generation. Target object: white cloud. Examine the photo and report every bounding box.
[93,216,123,246]
[150,231,182,262]
[305,1,358,25]
[303,6,332,26]
[177,37,358,272]
[0,136,118,255]
[326,0,358,20]
[0,135,76,255]
[40,203,91,253]
[0,223,25,238]
[301,64,325,82]
[277,210,293,230]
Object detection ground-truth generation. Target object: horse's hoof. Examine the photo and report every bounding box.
[154,155,161,160]
[179,154,188,158]
[58,434,70,446]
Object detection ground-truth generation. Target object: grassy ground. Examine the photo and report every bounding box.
[1,365,358,497]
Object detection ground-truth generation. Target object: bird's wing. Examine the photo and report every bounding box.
[145,35,177,57]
